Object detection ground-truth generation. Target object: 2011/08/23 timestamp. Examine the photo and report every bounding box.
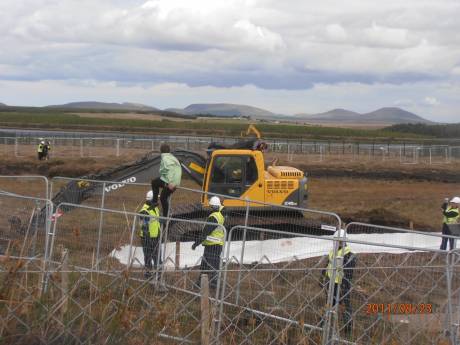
[366,303,433,315]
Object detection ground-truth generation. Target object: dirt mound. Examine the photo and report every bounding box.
[301,166,460,183]
[342,208,424,229]
[341,208,410,228]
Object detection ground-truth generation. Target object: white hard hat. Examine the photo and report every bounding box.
[450,197,460,204]
[209,196,221,208]
[146,190,154,201]
[41,140,45,144]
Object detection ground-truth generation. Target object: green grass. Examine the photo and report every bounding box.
[0,110,430,140]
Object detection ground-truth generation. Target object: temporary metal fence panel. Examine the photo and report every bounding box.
[336,236,450,345]
[446,250,460,344]
[345,222,459,251]
[50,177,342,239]
[216,225,456,345]
[0,175,49,200]
[41,202,227,344]
[450,146,460,161]
[217,225,336,345]
[0,192,52,259]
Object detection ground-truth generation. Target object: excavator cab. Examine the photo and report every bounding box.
[202,148,308,208]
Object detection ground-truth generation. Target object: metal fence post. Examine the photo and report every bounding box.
[446,252,457,345]
[322,233,341,345]
[159,195,173,284]
[95,182,106,269]
[14,137,19,157]
[235,198,250,305]
[126,215,137,271]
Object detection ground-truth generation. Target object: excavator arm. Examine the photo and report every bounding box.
[50,149,207,214]
[241,124,261,139]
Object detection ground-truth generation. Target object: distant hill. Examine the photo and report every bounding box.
[0,102,7,107]
[166,103,280,118]
[47,101,159,111]
[296,108,361,121]
[360,107,432,124]
[297,107,432,124]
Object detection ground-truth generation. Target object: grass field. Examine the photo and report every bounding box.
[0,110,431,140]
[1,150,458,232]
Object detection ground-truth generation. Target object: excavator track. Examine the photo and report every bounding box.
[168,204,330,242]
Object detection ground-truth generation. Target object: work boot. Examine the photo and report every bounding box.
[144,271,152,279]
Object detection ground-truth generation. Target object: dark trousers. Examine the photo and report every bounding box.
[38,152,44,160]
[141,236,161,271]
[440,223,454,250]
[199,245,222,288]
[151,178,174,217]
[331,282,353,334]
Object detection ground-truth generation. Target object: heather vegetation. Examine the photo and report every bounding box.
[386,123,460,138]
[0,109,429,140]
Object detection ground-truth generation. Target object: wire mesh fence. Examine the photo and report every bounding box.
[0,192,52,259]
[2,136,460,164]
[0,175,49,200]
[217,225,458,345]
[2,183,460,344]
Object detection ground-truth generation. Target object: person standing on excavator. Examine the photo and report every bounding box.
[151,144,182,217]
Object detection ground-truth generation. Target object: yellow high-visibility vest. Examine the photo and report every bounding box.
[444,206,460,225]
[203,207,225,246]
[326,246,352,284]
[37,144,44,153]
[138,204,160,238]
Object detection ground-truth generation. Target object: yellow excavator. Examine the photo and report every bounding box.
[46,125,309,237]
[187,124,307,208]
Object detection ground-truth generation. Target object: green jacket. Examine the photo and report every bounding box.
[160,153,182,186]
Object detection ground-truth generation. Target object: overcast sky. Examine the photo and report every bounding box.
[0,0,459,122]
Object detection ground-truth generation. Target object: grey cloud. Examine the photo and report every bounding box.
[0,0,459,92]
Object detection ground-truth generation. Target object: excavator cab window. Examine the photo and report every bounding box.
[209,155,258,197]
[245,156,258,185]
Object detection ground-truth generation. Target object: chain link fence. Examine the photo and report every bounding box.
[2,182,460,344]
[0,175,49,200]
[2,135,460,164]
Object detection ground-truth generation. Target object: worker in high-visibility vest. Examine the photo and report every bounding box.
[192,196,225,289]
[43,140,51,160]
[324,229,356,335]
[440,197,460,250]
[138,190,162,279]
[37,140,45,160]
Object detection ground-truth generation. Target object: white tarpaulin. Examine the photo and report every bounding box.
[110,232,447,269]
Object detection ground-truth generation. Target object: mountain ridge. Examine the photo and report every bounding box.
[165,103,279,119]
[46,101,159,111]
[297,107,432,124]
[1,100,434,124]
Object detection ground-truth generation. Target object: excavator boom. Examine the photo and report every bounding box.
[50,149,207,214]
